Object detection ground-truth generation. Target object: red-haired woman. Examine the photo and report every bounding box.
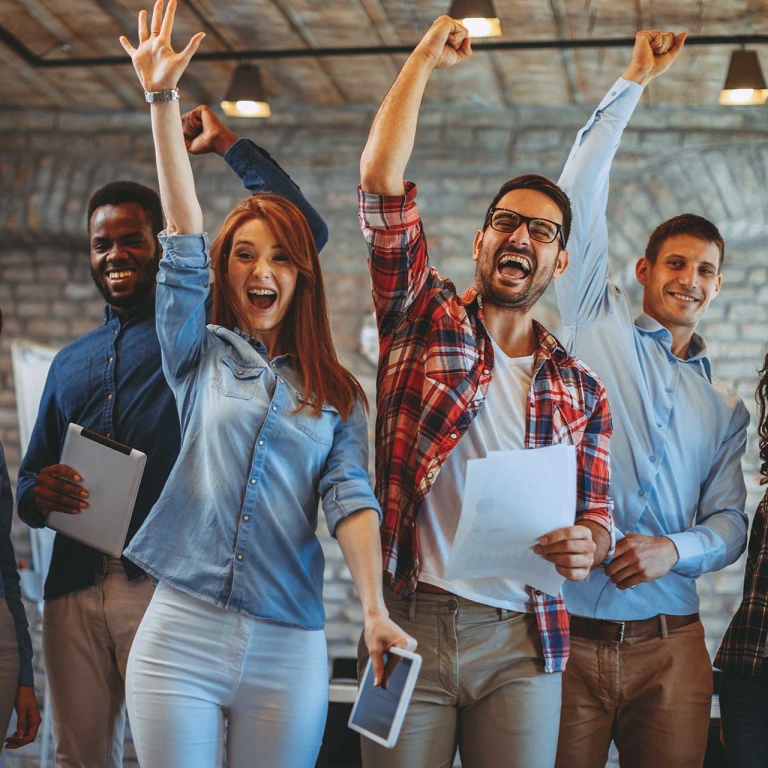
[118,3,415,766]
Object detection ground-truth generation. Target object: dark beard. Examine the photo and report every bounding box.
[475,245,552,313]
[90,259,159,310]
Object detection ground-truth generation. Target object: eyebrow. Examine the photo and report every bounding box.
[232,238,282,251]
[665,253,718,270]
[91,231,147,242]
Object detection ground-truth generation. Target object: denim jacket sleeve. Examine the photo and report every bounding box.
[17,358,65,530]
[555,78,644,327]
[155,233,214,388]
[0,445,34,686]
[318,398,382,537]
[225,138,329,253]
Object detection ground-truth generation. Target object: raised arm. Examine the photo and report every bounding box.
[180,105,329,252]
[555,30,686,327]
[360,16,471,195]
[120,0,205,235]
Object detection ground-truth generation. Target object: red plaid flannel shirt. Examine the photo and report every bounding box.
[359,182,614,673]
[716,488,768,676]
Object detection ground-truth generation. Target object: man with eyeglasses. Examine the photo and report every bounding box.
[356,16,614,768]
[553,31,749,768]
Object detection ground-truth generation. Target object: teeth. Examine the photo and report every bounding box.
[248,289,276,296]
[670,293,697,303]
[499,254,531,272]
[108,270,134,279]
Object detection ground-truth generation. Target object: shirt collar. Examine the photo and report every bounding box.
[635,312,712,379]
[233,327,293,365]
[103,293,156,325]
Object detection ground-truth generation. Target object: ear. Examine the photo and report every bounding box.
[552,249,569,279]
[472,229,483,263]
[636,256,651,286]
[713,272,723,297]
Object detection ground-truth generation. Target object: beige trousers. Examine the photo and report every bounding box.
[556,619,712,768]
[359,589,563,768]
[43,557,154,768]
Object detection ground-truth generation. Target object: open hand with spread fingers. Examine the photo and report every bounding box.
[623,29,687,87]
[119,0,205,93]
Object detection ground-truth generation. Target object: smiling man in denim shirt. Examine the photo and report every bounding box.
[554,31,749,768]
[16,108,329,768]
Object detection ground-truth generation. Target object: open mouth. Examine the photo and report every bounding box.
[247,288,277,311]
[668,291,699,305]
[105,267,137,287]
[497,252,533,280]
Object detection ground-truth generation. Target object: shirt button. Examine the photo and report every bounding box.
[450,433,458,440]
[665,388,672,393]
[108,357,113,364]
[639,490,645,497]
[250,478,256,485]
[427,471,434,480]
[106,433,112,439]
[272,406,277,412]
[483,368,490,375]
[535,590,542,596]
[258,440,264,446]
[669,359,675,364]
[236,554,243,561]
[656,423,662,428]
[107,394,113,401]
[237,370,244,375]
[650,456,656,463]
[243,515,250,521]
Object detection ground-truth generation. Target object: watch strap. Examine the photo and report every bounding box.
[144,88,180,104]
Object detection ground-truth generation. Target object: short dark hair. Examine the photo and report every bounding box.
[483,174,572,247]
[87,181,164,237]
[645,214,725,269]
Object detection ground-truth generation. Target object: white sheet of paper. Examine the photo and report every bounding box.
[443,444,577,596]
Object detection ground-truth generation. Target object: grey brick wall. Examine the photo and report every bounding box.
[0,101,767,765]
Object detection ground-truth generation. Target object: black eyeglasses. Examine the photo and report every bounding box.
[485,208,564,245]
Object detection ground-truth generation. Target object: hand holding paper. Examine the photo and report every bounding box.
[533,525,596,581]
[443,444,578,596]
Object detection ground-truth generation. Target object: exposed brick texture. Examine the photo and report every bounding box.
[1,101,767,765]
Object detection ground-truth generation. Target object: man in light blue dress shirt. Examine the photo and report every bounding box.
[554,31,749,768]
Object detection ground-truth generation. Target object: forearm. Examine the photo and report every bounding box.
[360,52,434,195]
[577,520,612,566]
[335,509,388,619]
[150,101,203,234]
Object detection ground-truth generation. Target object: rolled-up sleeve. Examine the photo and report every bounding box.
[319,399,381,537]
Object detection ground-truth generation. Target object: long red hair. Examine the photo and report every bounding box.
[211,194,366,420]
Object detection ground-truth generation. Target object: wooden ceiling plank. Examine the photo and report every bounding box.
[359,0,405,76]
[549,0,586,104]
[269,0,349,103]
[0,34,72,107]
[14,0,142,107]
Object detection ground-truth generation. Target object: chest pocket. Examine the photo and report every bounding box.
[213,356,264,400]
[296,402,338,446]
[551,402,589,446]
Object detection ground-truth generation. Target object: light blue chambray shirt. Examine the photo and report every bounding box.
[124,233,381,631]
[555,78,749,620]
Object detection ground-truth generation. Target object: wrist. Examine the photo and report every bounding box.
[213,131,239,157]
[622,67,651,87]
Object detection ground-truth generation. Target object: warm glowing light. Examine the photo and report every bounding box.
[220,99,272,118]
[461,16,502,38]
[718,88,768,105]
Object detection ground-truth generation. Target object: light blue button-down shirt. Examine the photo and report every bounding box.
[555,78,749,620]
[125,234,381,631]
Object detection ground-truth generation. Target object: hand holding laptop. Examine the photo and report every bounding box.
[33,464,89,515]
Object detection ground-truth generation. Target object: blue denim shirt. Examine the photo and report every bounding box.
[124,234,380,630]
[17,138,328,600]
[0,443,33,686]
[556,78,749,620]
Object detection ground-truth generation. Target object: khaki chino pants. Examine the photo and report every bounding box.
[556,619,712,768]
[43,557,154,768]
[359,588,562,768]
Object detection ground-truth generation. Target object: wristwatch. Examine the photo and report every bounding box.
[144,88,180,104]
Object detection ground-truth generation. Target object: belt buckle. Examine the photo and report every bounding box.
[599,618,625,642]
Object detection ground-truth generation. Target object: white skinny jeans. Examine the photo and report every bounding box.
[126,582,328,768]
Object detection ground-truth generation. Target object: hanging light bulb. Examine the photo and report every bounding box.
[719,50,768,105]
[448,0,502,38]
[221,64,272,118]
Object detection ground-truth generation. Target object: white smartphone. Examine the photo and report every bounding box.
[347,647,422,749]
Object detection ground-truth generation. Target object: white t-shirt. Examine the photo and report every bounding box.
[418,339,535,612]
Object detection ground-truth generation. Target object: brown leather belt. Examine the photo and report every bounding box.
[569,613,699,643]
